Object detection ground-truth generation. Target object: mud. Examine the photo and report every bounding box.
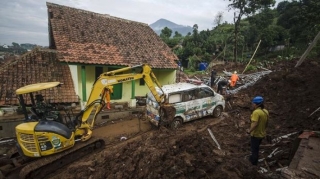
[3,59,320,179]
[47,59,320,179]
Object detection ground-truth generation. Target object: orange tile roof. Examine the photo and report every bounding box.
[47,2,179,69]
[0,48,78,106]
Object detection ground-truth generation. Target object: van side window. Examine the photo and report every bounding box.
[182,89,197,102]
[168,93,182,103]
[182,92,189,102]
[199,87,214,98]
[190,89,197,100]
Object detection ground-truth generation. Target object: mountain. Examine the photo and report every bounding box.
[149,19,193,36]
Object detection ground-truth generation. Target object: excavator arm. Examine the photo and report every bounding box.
[74,64,173,141]
[1,64,176,179]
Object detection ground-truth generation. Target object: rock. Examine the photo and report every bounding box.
[114,105,123,109]
[88,167,95,172]
[213,149,226,156]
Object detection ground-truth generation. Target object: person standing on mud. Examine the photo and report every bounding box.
[229,71,239,88]
[247,96,269,165]
[211,69,217,88]
[217,80,228,95]
[102,86,113,110]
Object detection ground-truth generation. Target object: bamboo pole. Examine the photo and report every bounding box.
[295,31,320,67]
[242,40,261,74]
[205,48,224,73]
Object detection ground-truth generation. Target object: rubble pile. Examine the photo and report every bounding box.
[227,70,272,94]
[2,59,320,179]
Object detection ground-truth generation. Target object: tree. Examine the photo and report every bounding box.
[247,8,285,52]
[173,31,182,38]
[192,24,199,36]
[228,0,275,62]
[277,0,320,46]
[160,27,175,48]
[214,12,224,27]
[160,27,172,39]
[159,28,183,49]
[12,42,20,47]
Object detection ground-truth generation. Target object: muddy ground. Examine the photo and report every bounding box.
[3,59,320,179]
[48,59,320,179]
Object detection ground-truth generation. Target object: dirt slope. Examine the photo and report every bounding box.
[231,60,320,130]
[5,59,320,179]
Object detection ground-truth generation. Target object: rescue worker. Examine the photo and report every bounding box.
[229,71,239,88]
[103,86,113,110]
[247,96,269,165]
[217,80,228,95]
[211,69,217,88]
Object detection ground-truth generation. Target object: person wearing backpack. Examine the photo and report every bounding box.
[246,96,269,165]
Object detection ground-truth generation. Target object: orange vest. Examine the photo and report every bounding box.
[103,87,113,102]
[230,74,239,82]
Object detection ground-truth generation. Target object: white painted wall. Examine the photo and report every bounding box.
[68,65,79,96]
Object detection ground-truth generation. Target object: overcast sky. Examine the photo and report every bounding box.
[0,0,242,46]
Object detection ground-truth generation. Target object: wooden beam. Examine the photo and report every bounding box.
[242,40,261,74]
[295,31,320,67]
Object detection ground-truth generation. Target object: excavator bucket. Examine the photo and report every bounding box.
[159,105,176,127]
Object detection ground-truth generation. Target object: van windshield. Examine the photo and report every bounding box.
[146,88,163,102]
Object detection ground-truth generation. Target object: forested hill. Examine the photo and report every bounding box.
[157,0,320,70]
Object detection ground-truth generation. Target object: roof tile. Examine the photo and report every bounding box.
[0,48,78,106]
[47,2,178,69]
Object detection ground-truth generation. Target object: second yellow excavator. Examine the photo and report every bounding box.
[2,64,175,179]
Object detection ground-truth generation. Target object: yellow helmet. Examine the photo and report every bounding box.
[234,71,237,74]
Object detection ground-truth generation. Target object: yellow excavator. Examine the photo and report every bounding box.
[1,64,175,179]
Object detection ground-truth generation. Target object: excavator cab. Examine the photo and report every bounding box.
[15,82,76,158]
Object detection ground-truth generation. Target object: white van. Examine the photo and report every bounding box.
[146,82,225,129]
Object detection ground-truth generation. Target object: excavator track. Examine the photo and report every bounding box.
[17,137,105,179]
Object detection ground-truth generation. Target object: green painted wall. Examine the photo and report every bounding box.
[77,65,96,102]
[76,65,176,102]
[85,66,96,101]
[134,69,176,97]
[77,65,82,100]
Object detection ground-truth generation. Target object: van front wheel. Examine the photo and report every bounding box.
[213,106,222,118]
[171,117,183,129]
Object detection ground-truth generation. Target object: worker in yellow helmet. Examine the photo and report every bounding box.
[103,86,113,110]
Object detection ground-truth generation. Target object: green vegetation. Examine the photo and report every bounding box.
[0,42,38,55]
[243,64,257,73]
[159,0,320,71]
[183,69,208,76]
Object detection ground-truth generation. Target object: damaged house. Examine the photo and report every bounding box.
[0,2,178,107]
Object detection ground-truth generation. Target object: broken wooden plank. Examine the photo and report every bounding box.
[308,106,320,117]
[295,31,320,67]
[207,128,221,150]
[242,39,261,74]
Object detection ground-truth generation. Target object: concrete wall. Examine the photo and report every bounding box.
[0,119,24,138]
[92,107,145,125]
